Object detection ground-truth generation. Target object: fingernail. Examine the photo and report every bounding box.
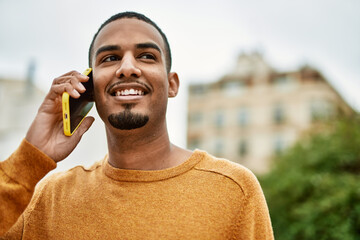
[73,89,80,97]
[78,83,86,91]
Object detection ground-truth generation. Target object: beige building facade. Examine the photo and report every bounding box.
[0,77,45,160]
[187,52,354,174]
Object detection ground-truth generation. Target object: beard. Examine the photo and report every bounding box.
[108,105,149,130]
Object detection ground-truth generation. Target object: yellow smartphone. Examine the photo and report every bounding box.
[62,68,94,136]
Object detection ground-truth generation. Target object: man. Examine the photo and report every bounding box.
[0,12,274,239]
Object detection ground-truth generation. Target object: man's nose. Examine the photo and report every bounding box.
[115,54,141,78]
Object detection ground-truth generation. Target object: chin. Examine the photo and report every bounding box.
[107,108,149,130]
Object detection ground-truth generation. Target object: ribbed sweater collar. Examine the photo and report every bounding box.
[102,150,205,182]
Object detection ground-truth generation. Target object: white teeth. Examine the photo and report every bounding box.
[114,88,144,96]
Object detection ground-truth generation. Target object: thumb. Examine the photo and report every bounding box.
[72,116,95,140]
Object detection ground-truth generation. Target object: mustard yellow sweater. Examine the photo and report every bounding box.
[1,140,273,239]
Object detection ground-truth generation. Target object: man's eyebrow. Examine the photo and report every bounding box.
[95,45,121,58]
[94,43,162,59]
[136,42,162,53]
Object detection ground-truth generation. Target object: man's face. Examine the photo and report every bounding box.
[90,18,178,131]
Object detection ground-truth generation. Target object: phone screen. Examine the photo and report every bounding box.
[62,68,94,136]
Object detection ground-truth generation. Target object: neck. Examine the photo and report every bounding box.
[105,123,192,170]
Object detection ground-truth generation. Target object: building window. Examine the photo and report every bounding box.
[190,85,207,95]
[221,81,246,97]
[273,75,297,92]
[273,135,285,155]
[310,99,335,121]
[237,107,249,128]
[214,139,224,157]
[214,110,225,129]
[273,103,286,124]
[238,139,248,157]
[188,138,201,150]
[189,112,203,125]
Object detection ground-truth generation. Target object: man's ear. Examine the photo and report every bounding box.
[168,72,180,98]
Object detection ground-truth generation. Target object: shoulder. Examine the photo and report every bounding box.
[19,159,104,223]
[34,158,104,194]
[193,150,263,197]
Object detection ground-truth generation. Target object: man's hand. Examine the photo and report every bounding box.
[25,71,95,162]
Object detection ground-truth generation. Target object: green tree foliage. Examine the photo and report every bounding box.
[260,117,360,240]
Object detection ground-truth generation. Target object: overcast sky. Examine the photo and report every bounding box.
[1,0,359,149]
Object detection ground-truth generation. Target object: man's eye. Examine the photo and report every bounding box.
[103,56,119,62]
[139,54,155,60]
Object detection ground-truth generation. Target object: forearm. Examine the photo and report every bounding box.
[0,139,56,236]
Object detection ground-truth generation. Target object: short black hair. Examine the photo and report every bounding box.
[88,11,172,73]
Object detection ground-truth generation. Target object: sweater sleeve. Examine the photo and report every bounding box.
[0,139,56,236]
[235,169,274,240]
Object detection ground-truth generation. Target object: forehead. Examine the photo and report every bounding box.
[93,18,165,53]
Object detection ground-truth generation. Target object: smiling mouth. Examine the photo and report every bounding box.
[113,88,145,96]
[108,82,151,97]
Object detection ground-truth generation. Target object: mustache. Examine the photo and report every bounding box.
[107,79,151,93]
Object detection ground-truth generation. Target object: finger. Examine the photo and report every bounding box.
[68,71,90,84]
[70,77,86,94]
[52,71,78,84]
[49,82,80,99]
[57,73,88,94]
[72,73,91,96]
[77,73,90,82]
[61,70,88,80]
[53,71,89,85]
[72,116,95,140]
[48,71,91,100]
